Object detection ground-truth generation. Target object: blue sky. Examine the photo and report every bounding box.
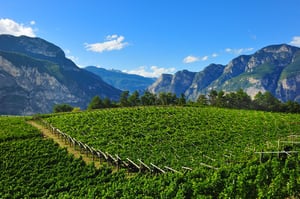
[0,0,300,77]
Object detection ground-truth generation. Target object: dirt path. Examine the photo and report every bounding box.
[27,120,101,168]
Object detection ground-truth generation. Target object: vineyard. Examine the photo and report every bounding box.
[1,107,300,198]
[44,106,300,171]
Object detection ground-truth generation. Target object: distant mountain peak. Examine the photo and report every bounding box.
[259,43,298,54]
[0,34,65,59]
[84,66,155,93]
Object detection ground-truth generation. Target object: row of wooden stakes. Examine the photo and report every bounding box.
[39,119,193,174]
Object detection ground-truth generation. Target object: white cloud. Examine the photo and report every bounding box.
[0,18,36,37]
[290,36,300,47]
[30,20,36,25]
[212,53,218,57]
[123,66,176,78]
[85,34,129,53]
[183,55,210,63]
[106,34,118,40]
[225,48,231,53]
[225,47,254,55]
[183,55,199,63]
[201,56,208,61]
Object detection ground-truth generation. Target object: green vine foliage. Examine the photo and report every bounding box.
[1,107,300,198]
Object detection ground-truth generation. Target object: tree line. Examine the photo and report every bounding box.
[197,89,300,113]
[53,89,300,113]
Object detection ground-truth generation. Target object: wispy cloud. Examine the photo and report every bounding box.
[183,55,199,63]
[183,53,217,64]
[0,18,36,37]
[201,56,208,61]
[212,53,218,58]
[290,36,300,47]
[30,20,36,25]
[123,66,176,78]
[225,47,254,55]
[85,34,129,53]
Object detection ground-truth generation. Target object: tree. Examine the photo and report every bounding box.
[253,91,282,111]
[158,92,177,105]
[53,104,74,113]
[197,94,208,106]
[141,91,157,106]
[224,92,237,108]
[216,90,226,107]
[208,90,218,106]
[282,100,300,113]
[103,97,112,108]
[177,93,186,106]
[120,91,130,107]
[167,92,177,105]
[128,91,140,106]
[236,89,252,109]
[88,96,103,110]
[158,92,167,105]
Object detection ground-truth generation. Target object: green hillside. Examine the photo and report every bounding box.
[2,107,300,198]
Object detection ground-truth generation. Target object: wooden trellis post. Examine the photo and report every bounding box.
[138,159,151,173]
[150,163,165,174]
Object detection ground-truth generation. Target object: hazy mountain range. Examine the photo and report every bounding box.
[0,34,300,115]
[84,66,155,93]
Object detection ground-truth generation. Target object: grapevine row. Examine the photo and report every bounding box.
[39,119,186,174]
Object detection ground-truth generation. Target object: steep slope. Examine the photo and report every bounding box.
[0,35,121,115]
[148,44,300,102]
[148,70,196,95]
[85,66,155,93]
[185,64,225,99]
[213,44,299,97]
[276,50,300,102]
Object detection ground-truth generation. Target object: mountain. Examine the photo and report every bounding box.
[0,34,122,115]
[148,70,196,94]
[148,44,300,102]
[85,66,156,93]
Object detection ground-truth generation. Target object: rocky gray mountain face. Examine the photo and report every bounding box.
[85,66,155,93]
[0,34,121,115]
[148,44,300,102]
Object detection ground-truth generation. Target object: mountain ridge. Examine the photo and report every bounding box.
[0,34,122,115]
[148,44,300,102]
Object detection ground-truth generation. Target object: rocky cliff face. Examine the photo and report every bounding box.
[276,50,300,102]
[148,70,195,95]
[0,35,121,115]
[148,44,300,102]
